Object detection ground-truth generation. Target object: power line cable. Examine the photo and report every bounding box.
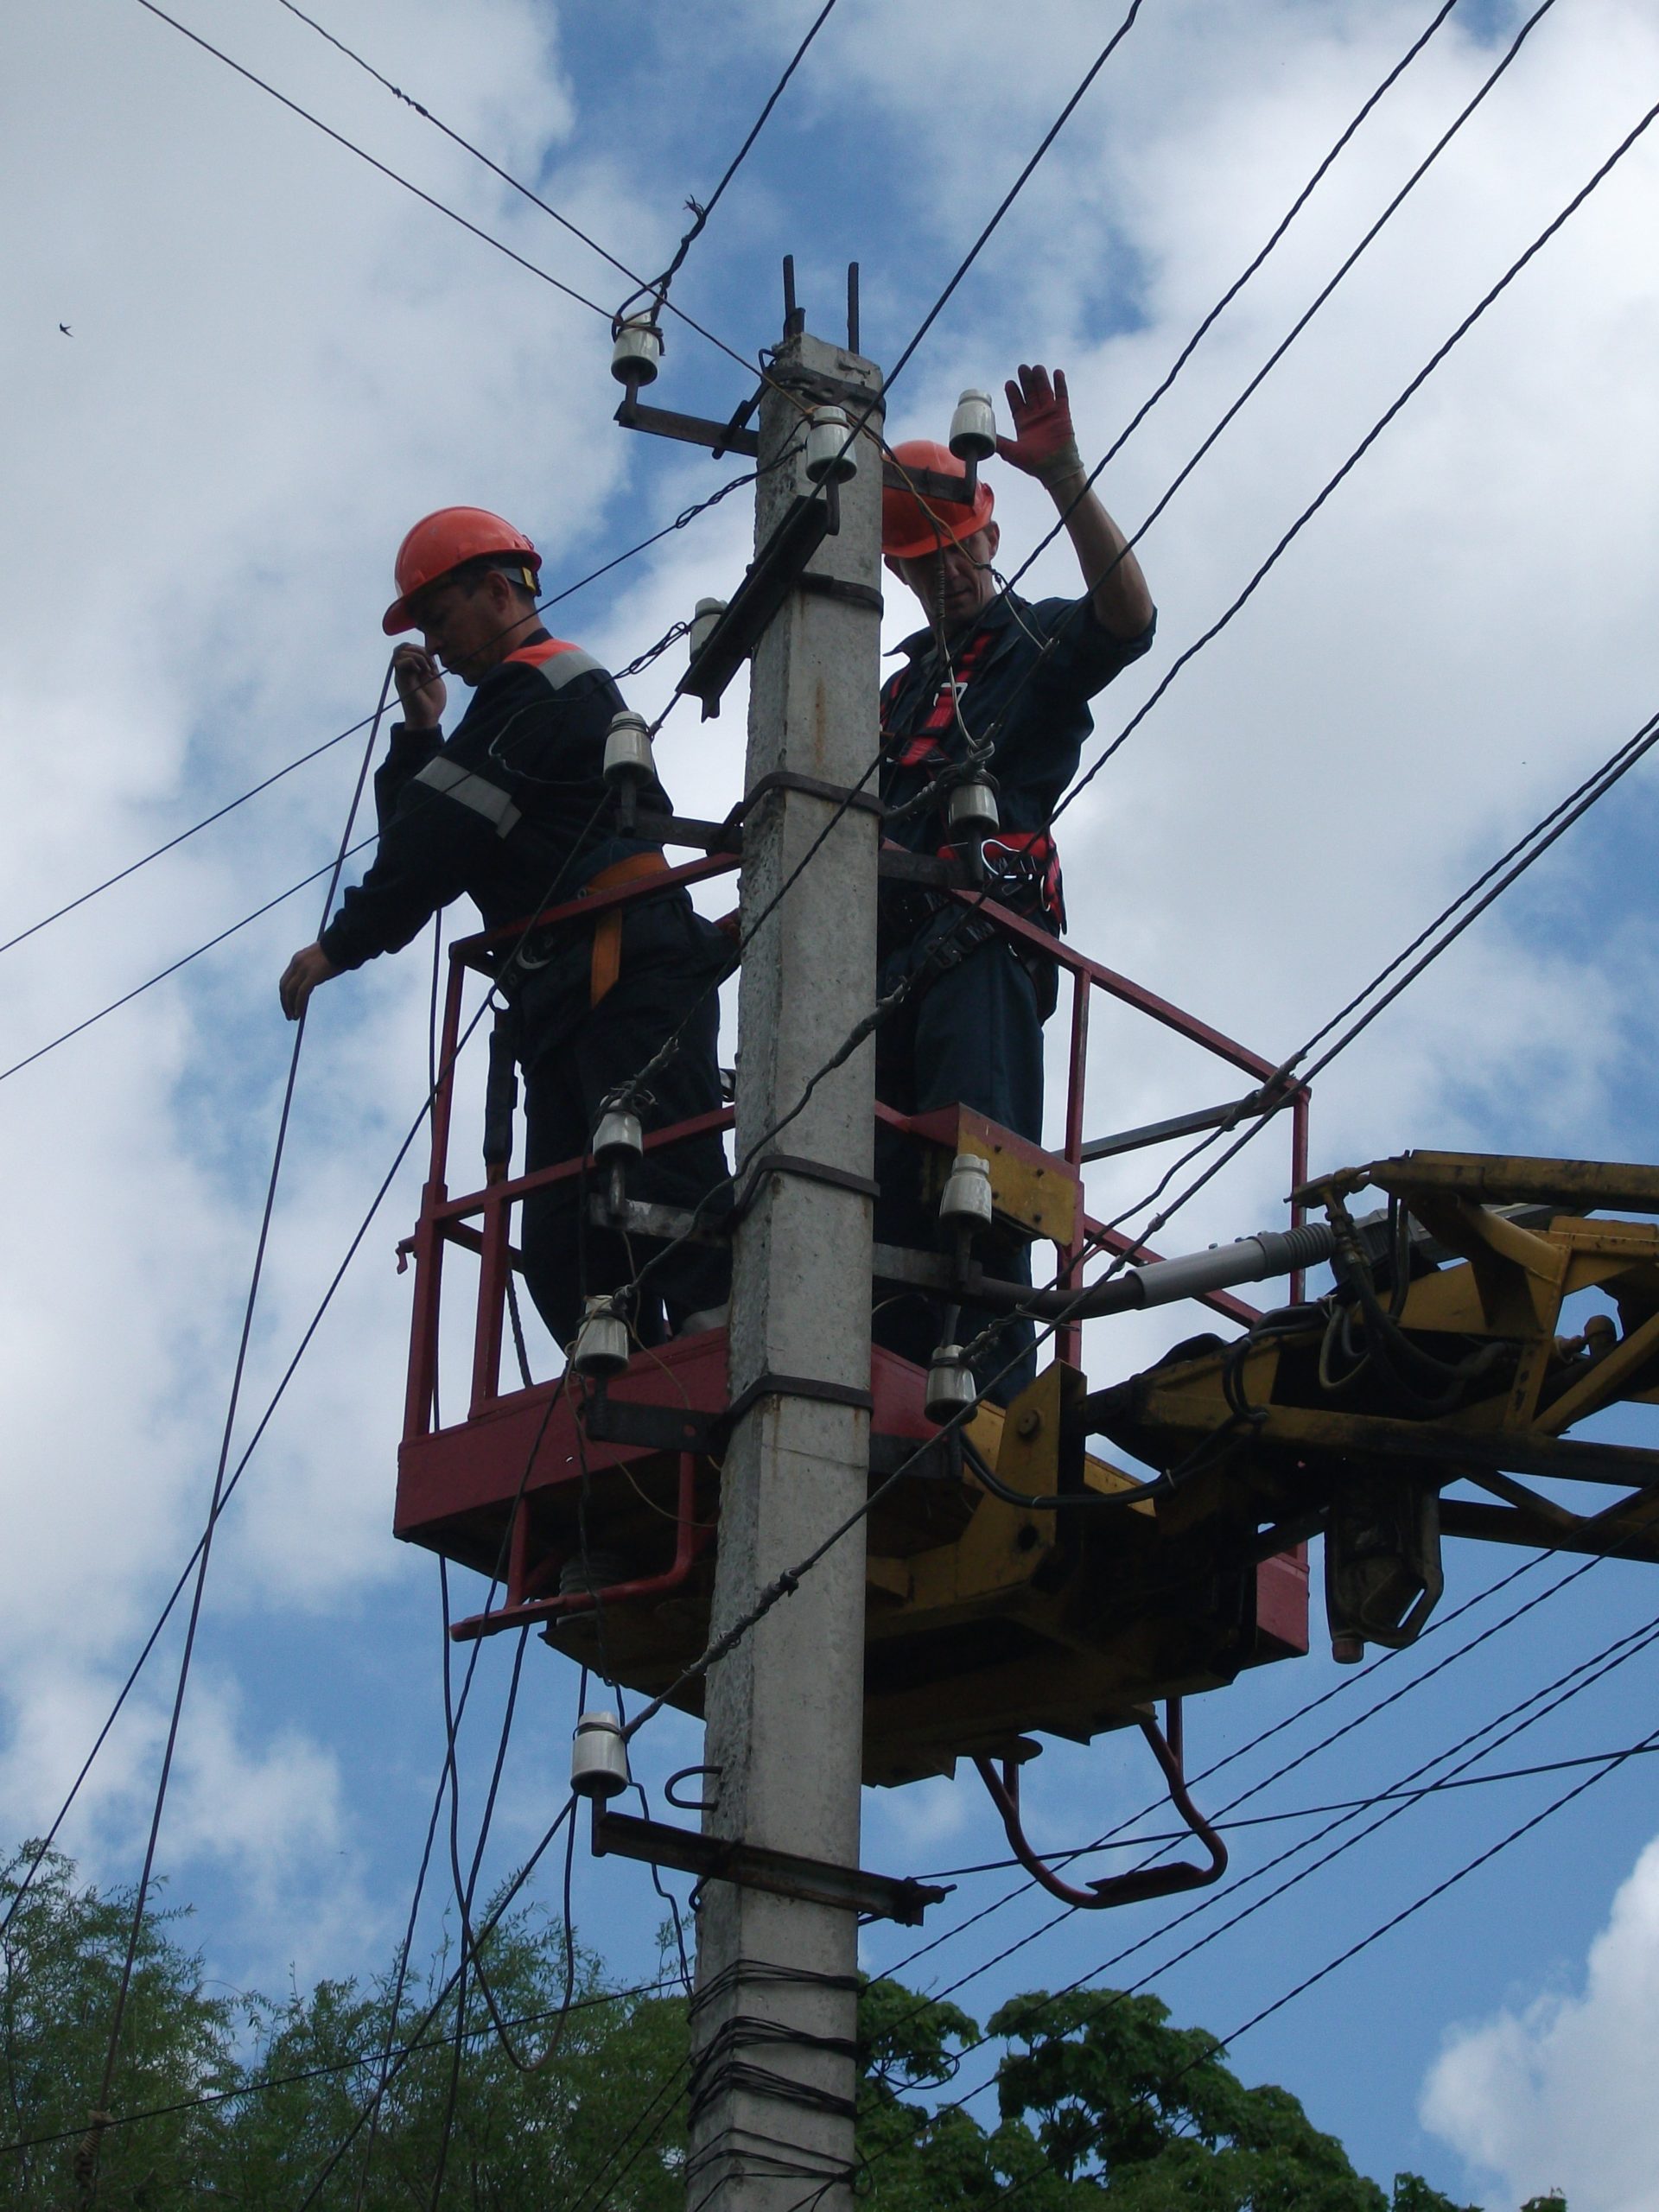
[79,665,391,2196]
[618,0,843,322]
[1054,76,1659,826]
[131,0,615,320]
[914,1738,1659,1877]
[886,1550,1590,1980]
[0,721,373,960]
[0,836,374,1088]
[882,0,1146,392]
[0,464,756,966]
[269,0,832,383]
[996,0,1557,652]
[790,1611,1659,2212]
[0,1971,682,2158]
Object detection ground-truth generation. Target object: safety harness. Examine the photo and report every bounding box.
[880,632,1066,933]
[416,637,668,1007]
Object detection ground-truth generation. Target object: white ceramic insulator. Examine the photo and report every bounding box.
[940,1152,995,1232]
[949,389,997,463]
[611,317,663,386]
[571,1710,631,1799]
[593,1106,644,1163]
[947,778,1000,838]
[690,597,727,657]
[805,405,858,485]
[925,1348,980,1426]
[573,1297,630,1377]
[603,710,656,787]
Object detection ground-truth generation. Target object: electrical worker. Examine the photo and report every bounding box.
[874,365,1155,1401]
[279,506,732,1351]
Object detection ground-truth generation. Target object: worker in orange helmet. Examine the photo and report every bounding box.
[874,365,1155,1402]
[279,506,731,1350]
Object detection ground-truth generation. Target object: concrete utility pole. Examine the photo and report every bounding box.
[686,327,885,2210]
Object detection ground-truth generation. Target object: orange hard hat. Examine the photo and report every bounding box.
[383,506,542,635]
[881,440,995,561]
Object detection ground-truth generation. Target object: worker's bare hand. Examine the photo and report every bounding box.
[280,942,340,1021]
[996,364,1084,484]
[393,644,446,730]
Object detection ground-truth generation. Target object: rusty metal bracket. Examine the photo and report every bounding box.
[742,769,886,819]
[973,1701,1227,1910]
[591,1804,951,1924]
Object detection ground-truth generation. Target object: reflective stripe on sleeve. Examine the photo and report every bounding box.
[413,756,522,837]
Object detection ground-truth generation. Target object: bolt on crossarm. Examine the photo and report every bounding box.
[685,326,885,2210]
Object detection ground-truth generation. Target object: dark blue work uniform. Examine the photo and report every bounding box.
[874,590,1154,1398]
[320,630,731,1346]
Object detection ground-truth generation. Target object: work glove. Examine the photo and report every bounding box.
[996,363,1084,486]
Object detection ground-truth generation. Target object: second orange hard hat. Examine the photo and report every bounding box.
[881,440,995,561]
[383,506,542,635]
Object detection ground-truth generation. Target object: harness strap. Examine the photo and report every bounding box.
[582,851,671,1007]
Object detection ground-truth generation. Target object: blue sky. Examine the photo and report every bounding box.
[6,1,1659,2203]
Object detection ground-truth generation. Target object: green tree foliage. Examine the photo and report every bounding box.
[857,1980,1491,2212]
[0,1847,685,2209]
[0,1849,1558,2210]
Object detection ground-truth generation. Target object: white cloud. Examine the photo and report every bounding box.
[1422,1830,1659,2212]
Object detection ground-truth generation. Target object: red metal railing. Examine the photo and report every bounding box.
[401,857,1308,1446]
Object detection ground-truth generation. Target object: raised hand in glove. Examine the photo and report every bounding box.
[995,363,1084,486]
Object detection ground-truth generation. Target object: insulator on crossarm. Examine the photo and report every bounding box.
[805,405,858,485]
[939,1152,995,1236]
[571,1710,631,1800]
[593,1103,644,1165]
[946,775,1000,842]
[573,1295,630,1378]
[611,315,663,387]
[604,710,655,789]
[690,597,727,658]
[925,1345,980,1426]
[949,388,997,465]
[604,709,655,830]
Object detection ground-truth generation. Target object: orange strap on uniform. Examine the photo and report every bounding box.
[583,851,670,1007]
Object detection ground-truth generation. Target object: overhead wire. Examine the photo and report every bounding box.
[912,1739,1659,1878]
[130,0,615,320]
[1053,67,1659,826]
[881,0,1146,391]
[779,1609,1659,2212]
[0,1970,683,2159]
[0,453,760,969]
[983,0,1558,703]
[617,0,843,324]
[885,1549,1592,1981]
[269,0,835,383]
[571,10,1653,1406]
[52,17,1654,2194]
[0,835,374,1086]
[79,664,392,2191]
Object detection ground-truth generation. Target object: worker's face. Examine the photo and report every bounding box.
[886,522,1000,631]
[410,569,529,684]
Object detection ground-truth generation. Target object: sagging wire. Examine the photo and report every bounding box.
[78,660,393,2202]
[810,1611,1659,2212]
[131,0,615,320]
[0,461,761,973]
[270,0,833,394]
[0,781,616,1949]
[0,1972,684,2160]
[0,835,376,1087]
